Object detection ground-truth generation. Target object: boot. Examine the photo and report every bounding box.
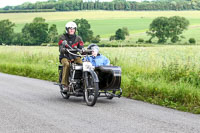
[62,85,69,93]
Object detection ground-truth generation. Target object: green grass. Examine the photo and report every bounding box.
[1,11,200,40]
[13,18,152,37]
[0,45,200,114]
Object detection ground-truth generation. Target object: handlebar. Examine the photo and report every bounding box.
[64,48,93,56]
[66,49,79,52]
[83,49,93,54]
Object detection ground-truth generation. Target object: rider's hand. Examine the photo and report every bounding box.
[79,48,86,54]
[81,48,86,53]
[62,40,67,45]
[61,48,66,54]
[61,48,68,54]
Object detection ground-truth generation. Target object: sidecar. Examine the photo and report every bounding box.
[95,66,122,99]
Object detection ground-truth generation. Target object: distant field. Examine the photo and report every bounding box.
[14,18,152,37]
[1,11,200,40]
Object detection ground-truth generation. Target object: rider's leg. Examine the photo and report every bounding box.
[74,57,82,64]
[61,58,70,86]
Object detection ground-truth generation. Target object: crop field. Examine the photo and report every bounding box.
[0,45,200,113]
[1,11,200,42]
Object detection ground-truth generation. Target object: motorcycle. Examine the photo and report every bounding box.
[58,48,122,106]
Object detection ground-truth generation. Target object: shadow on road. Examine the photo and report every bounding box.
[49,95,117,106]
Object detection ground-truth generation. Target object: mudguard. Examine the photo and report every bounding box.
[87,70,99,83]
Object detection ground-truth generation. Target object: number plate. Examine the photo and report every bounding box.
[83,62,94,71]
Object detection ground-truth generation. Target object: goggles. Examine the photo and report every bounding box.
[68,27,76,29]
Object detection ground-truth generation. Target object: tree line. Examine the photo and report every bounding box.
[0,15,191,46]
[0,18,101,46]
[2,0,200,12]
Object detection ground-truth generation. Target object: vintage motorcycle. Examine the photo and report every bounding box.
[58,48,122,106]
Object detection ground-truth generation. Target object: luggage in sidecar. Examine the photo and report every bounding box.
[95,66,121,91]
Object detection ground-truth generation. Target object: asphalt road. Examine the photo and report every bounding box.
[0,72,200,133]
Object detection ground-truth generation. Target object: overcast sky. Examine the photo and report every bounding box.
[0,0,144,8]
[0,0,48,8]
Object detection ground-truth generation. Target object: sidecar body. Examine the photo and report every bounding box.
[95,66,122,98]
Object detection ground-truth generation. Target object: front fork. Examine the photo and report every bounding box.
[83,72,89,88]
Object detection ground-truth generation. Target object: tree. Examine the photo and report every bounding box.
[33,17,46,23]
[122,27,129,36]
[2,0,200,11]
[168,16,189,43]
[147,17,170,43]
[48,24,59,43]
[0,19,15,45]
[91,35,101,43]
[110,35,115,41]
[189,38,196,44]
[125,2,131,10]
[147,16,189,43]
[109,2,114,10]
[74,18,93,42]
[115,28,125,40]
[12,33,25,45]
[22,17,49,45]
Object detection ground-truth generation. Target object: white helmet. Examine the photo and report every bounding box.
[65,21,77,33]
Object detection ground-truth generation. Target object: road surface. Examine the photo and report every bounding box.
[0,73,200,133]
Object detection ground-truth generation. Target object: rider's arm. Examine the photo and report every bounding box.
[58,36,67,54]
[77,36,84,49]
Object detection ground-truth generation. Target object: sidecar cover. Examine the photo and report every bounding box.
[95,66,121,90]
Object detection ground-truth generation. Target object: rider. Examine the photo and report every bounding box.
[58,21,84,91]
[86,44,110,67]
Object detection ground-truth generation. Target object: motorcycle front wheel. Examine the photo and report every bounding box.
[84,72,99,106]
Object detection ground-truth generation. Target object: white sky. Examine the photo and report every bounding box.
[0,0,144,8]
[0,0,48,8]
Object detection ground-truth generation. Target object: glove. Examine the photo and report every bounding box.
[61,48,67,54]
[82,48,86,53]
[79,48,86,54]
[62,40,67,45]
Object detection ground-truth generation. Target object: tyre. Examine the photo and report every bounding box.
[59,70,70,99]
[84,72,99,106]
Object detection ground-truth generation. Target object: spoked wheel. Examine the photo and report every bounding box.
[106,90,116,100]
[59,70,70,99]
[84,73,99,106]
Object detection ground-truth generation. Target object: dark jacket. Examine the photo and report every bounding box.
[58,33,84,60]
